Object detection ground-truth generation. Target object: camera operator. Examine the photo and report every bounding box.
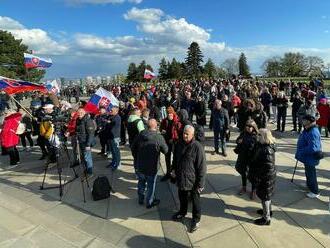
[40,104,60,165]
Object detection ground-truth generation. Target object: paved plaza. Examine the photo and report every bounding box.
[0,116,329,248]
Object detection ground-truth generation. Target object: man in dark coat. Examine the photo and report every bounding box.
[131,119,168,208]
[76,108,95,175]
[171,125,206,233]
[106,106,121,170]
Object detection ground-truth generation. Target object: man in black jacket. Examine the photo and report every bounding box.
[76,108,95,175]
[171,125,206,233]
[131,119,168,208]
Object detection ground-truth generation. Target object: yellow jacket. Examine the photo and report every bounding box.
[40,121,54,139]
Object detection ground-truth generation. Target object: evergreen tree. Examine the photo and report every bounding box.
[204,58,216,78]
[126,62,137,81]
[136,60,153,81]
[238,53,250,77]
[168,58,182,79]
[0,30,45,82]
[185,42,204,79]
[158,57,168,80]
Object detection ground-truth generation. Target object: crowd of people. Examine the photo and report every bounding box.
[0,78,327,232]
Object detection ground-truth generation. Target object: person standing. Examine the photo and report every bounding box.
[260,88,272,121]
[275,91,288,132]
[95,107,109,155]
[18,108,34,151]
[250,129,276,225]
[131,119,168,208]
[159,106,182,181]
[235,119,259,199]
[194,95,207,127]
[107,106,121,170]
[291,92,304,132]
[316,98,330,137]
[295,115,323,198]
[0,110,22,166]
[210,100,230,156]
[171,125,206,233]
[76,108,96,175]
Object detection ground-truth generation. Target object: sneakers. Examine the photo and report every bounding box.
[257,209,273,217]
[190,220,200,233]
[146,199,160,209]
[172,212,185,221]
[222,151,228,157]
[306,192,320,198]
[254,217,271,226]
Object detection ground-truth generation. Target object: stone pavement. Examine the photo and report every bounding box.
[0,116,329,247]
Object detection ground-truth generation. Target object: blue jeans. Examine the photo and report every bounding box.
[304,164,319,194]
[109,138,121,169]
[213,129,226,153]
[82,148,93,171]
[137,172,157,206]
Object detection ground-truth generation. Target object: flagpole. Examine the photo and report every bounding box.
[9,94,34,118]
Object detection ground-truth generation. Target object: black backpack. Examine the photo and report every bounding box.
[92,176,112,201]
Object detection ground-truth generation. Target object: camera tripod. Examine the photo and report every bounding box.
[40,139,79,199]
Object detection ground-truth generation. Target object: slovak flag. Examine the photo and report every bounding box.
[24,53,53,69]
[0,76,47,95]
[144,69,156,80]
[45,80,61,95]
[84,87,119,114]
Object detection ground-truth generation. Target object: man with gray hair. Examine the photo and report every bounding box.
[171,125,206,233]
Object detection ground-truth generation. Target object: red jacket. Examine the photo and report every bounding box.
[316,104,330,127]
[67,112,79,136]
[160,115,182,142]
[1,113,22,148]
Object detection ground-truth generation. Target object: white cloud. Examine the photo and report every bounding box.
[66,0,142,5]
[0,16,68,55]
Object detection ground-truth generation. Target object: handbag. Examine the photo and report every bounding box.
[16,122,26,135]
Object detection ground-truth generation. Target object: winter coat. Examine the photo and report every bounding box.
[127,114,145,145]
[67,112,78,136]
[173,139,206,191]
[291,97,304,112]
[75,115,96,148]
[234,131,258,175]
[107,114,121,139]
[210,108,229,131]
[316,104,330,127]
[0,113,22,148]
[194,101,207,126]
[260,92,272,107]
[250,143,276,201]
[131,130,168,176]
[21,114,33,133]
[295,125,322,166]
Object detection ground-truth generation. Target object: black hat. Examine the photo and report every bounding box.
[302,114,316,122]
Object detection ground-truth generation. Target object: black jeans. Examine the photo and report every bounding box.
[37,135,48,156]
[178,189,201,222]
[99,132,108,154]
[20,132,34,148]
[7,146,20,165]
[264,105,271,120]
[164,142,173,175]
[277,107,287,131]
[292,110,298,130]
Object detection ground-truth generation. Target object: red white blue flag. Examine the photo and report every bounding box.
[144,69,156,80]
[24,53,53,69]
[0,76,47,95]
[45,80,61,95]
[84,87,119,114]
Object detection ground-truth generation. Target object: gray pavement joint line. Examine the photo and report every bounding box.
[193,224,241,246]
[158,164,193,248]
[278,206,327,248]
[205,180,260,248]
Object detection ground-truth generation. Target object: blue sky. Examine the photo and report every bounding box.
[0,0,329,78]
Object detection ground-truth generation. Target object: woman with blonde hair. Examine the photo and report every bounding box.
[249,128,276,225]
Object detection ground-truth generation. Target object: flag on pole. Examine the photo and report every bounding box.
[24,53,53,69]
[45,80,61,95]
[144,69,156,80]
[84,87,119,114]
[0,76,47,95]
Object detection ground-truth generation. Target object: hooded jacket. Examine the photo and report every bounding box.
[0,113,22,148]
[131,130,168,176]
